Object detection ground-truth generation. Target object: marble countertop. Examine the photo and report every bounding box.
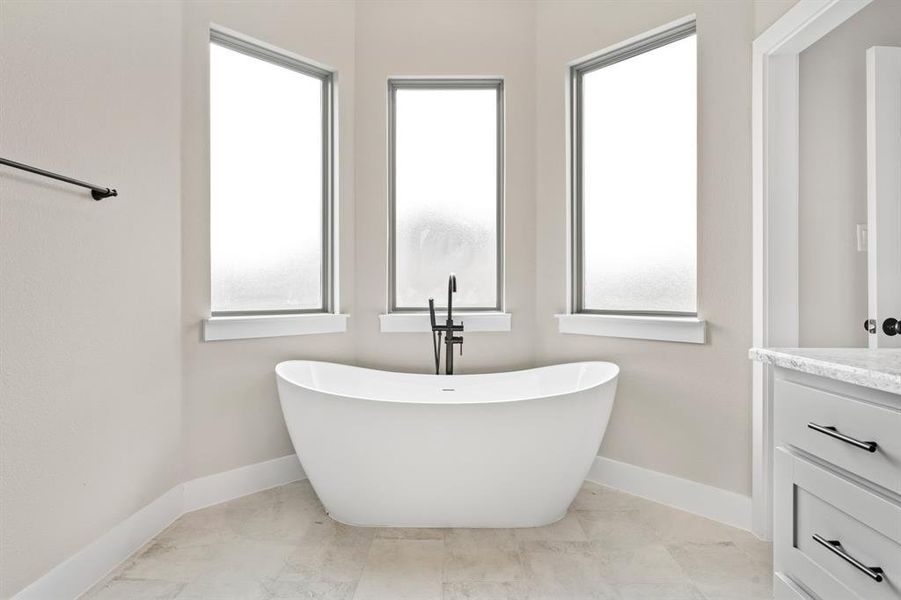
[749,347,901,395]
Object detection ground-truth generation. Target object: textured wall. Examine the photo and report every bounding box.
[753,0,799,36]
[0,2,183,595]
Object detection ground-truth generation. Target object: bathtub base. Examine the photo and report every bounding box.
[322,508,570,530]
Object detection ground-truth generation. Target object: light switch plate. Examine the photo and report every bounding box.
[857,223,868,252]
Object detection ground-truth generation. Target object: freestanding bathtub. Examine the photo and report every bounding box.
[275,360,618,528]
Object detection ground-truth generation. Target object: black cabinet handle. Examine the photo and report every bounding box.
[813,534,884,582]
[883,317,901,336]
[808,423,877,453]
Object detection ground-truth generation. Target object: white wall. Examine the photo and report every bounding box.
[798,0,901,347]
[754,0,799,37]
[0,2,183,596]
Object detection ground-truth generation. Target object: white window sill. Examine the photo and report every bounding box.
[556,313,706,344]
[379,312,511,333]
[203,313,348,341]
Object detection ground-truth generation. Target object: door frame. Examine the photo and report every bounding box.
[751,0,872,540]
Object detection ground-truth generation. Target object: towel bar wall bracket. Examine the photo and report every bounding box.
[90,188,118,201]
[0,157,118,201]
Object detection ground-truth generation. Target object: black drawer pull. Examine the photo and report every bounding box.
[813,534,884,582]
[807,423,878,453]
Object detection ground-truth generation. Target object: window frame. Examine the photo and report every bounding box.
[209,29,336,317]
[569,20,697,317]
[387,77,505,313]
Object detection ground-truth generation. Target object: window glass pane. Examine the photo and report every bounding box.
[394,86,498,309]
[210,42,323,313]
[581,34,696,313]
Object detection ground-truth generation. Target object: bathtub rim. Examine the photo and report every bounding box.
[275,360,619,406]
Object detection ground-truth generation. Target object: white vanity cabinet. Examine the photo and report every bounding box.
[754,349,901,600]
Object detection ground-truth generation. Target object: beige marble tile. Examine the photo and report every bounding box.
[280,541,371,583]
[199,539,296,583]
[523,592,616,600]
[666,541,773,600]
[353,538,444,600]
[444,528,519,551]
[154,517,241,549]
[517,541,590,557]
[520,541,616,599]
[157,482,323,550]
[82,578,184,600]
[575,509,661,550]
[734,534,775,569]
[441,581,531,599]
[443,546,523,583]
[636,502,749,546]
[611,582,706,599]
[264,579,356,599]
[121,539,292,585]
[375,527,446,540]
[272,507,376,586]
[174,580,270,599]
[229,497,323,545]
[116,542,219,582]
[594,544,690,585]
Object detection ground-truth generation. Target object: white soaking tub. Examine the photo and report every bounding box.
[275,360,618,528]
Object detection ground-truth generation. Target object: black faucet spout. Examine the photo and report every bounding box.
[447,273,457,323]
[429,274,464,375]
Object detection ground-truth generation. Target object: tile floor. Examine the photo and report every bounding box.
[83,481,772,600]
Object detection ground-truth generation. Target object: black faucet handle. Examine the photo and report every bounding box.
[428,298,437,329]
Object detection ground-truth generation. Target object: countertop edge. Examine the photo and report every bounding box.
[749,348,901,396]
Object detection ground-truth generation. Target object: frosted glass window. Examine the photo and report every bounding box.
[574,25,697,315]
[210,34,332,314]
[389,81,502,311]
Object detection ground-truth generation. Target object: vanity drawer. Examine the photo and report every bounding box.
[775,448,901,600]
[774,378,901,494]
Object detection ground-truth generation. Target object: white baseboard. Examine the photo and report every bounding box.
[12,455,306,600]
[586,456,753,532]
[183,454,306,512]
[12,487,183,600]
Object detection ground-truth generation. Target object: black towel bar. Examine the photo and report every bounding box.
[0,157,117,200]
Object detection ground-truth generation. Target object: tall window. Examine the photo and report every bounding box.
[209,31,333,315]
[571,21,697,315]
[388,79,504,312]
